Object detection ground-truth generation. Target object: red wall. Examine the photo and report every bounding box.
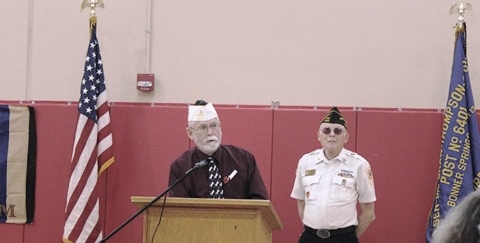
[0,101,466,243]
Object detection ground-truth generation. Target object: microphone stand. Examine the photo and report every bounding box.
[99,164,204,242]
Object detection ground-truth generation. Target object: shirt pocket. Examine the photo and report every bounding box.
[332,176,355,201]
[302,175,320,201]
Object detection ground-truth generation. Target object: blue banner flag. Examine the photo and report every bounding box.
[0,105,36,224]
[426,25,480,242]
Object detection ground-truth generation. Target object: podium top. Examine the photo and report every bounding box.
[131,196,283,230]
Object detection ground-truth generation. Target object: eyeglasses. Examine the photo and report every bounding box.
[321,127,344,135]
[190,123,221,133]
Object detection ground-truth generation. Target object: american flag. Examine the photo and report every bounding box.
[63,23,114,243]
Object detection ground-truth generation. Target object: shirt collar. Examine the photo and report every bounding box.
[317,148,348,164]
[195,145,224,162]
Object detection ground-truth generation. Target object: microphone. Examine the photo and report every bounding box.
[99,159,209,242]
[193,160,208,170]
[185,160,208,174]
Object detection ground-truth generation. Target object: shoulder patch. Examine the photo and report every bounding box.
[366,168,374,185]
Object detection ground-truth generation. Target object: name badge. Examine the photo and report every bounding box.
[305,169,316,176]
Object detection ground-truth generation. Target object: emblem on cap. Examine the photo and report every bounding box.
[197,109,204,120]
[188,100,218,122]
[321,107,347,129]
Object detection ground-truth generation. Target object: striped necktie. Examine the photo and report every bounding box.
[207,157,224,199]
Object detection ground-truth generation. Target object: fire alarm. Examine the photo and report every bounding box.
[137,73,154,91]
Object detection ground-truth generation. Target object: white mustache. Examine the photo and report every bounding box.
[206,136,218,143]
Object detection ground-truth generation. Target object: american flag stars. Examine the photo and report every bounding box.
[78,38,106,121]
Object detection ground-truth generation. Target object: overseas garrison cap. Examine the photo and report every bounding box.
[188,100,218,122]
[321,107,347,129]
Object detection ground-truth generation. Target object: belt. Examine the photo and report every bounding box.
[303,225,355,239]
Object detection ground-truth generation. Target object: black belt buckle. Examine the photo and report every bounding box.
[317,229,331,239]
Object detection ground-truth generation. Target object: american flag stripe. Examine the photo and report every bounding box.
[65,123,96,214]
[70,118,95,181]
[68,185,100,240]
[63,22,114,243]
[65,127,99,231]
[96,91,113,175]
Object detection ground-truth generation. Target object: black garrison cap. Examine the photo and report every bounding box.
[321,107,347,129]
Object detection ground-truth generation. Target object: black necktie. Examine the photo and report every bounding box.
[207,157,224,199]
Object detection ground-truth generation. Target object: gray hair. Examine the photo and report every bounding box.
[432,189,480,243]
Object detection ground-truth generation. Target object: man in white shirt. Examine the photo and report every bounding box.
[291,107,376,243]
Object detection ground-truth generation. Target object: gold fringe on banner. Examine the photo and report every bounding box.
[455,22,465,37]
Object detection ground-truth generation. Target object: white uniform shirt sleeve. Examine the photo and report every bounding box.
[291,156,307,200]
[355,159,376,203]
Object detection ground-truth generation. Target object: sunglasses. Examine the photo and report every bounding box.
[321,127,344,135]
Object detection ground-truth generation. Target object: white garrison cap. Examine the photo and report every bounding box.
[188,103,218,122]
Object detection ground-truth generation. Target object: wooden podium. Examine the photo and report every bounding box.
[131,196,283,243]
